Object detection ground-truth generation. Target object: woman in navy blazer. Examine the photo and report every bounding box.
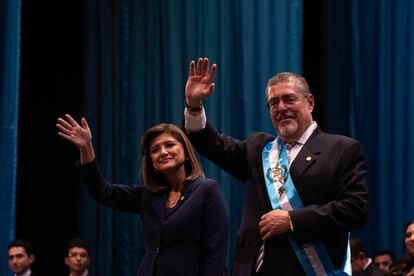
[57,115,228,276]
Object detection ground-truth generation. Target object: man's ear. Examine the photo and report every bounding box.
[307,94,314,112]
[357,252,366,260]
[28,254,35,264]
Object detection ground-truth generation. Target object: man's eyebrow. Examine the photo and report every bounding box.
[9,253,24,257]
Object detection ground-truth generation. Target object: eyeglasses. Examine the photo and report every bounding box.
[267,95,306,110]
[68,252,88,258]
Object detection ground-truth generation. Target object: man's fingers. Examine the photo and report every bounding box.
[258,218,265,228]
[202,57,209,74]
[206,64,217,82]
[259,226,266,236]
[259,218,268,232]
[189,60,195,76]
[262,232,272,241]
[196,58,203,75]
[209,63,217,75]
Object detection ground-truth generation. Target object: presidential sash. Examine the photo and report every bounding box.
[262,138,351,276]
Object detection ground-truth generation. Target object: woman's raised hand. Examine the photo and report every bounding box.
[56,114,95,164]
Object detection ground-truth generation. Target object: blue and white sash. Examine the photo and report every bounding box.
[262,138,351,276]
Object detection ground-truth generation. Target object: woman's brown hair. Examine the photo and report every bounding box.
[140,123,204,193]
[390,220,414,275]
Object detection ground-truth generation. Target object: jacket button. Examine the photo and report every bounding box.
[155,247,160,255]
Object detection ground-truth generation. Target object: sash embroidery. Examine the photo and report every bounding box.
[262,138,351,276]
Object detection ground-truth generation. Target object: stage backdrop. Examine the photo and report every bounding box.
[311,0,414,259]
[81,0,302,274]
[349,0,414,257]
[0,0,21,275]
[79,0,414,274]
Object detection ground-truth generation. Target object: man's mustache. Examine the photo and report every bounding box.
[276,110,295,121]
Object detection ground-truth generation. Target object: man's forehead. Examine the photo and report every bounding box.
[69,246,87,253]
[267,82,300,94]
[375,255,392,261]
[8,246,27,256]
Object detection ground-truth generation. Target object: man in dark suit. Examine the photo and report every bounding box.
[351,238,387,276]
[183,57,368,275]
[8,239,38,276]
[65,238,95,276]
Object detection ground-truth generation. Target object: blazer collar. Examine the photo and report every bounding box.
[290,127,323,183]
[152,177,200,219]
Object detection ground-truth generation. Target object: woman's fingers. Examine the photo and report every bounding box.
[65,114,80,127]
[57,117,72,130]
[56,123,72,135]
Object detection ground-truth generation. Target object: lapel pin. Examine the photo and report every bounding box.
[306,156,312,162]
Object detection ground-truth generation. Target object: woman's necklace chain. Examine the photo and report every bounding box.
[167,191,182,207]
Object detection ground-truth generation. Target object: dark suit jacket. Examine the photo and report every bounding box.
[81,161,228,276]
[186,123,368,276]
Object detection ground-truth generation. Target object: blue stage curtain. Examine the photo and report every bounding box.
[320,0,414,258]
[81,0,302,274]
[349,0,414,258]
[0,0,21,275]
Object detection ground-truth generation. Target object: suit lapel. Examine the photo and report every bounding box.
[155,179,197,219]
[290,127,323,183]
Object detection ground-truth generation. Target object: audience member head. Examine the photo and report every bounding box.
[406,220,414,258]
[140,123,204,193]
[8,239,35,276]
[65,238,91,276]
[350,238,369,274]
[374,250,395,272]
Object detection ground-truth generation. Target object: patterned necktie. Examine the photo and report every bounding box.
[285,141,295,150]
[255,241,265,273]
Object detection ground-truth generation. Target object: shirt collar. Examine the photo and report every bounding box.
[70,269,89,276]
[297,121,317,145]
[15,269,32,276]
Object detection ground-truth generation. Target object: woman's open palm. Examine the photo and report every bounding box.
[56,114,92,149]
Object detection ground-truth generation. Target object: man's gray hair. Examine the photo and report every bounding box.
[266,72,310,97]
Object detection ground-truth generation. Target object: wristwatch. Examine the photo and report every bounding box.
[185,102,203,112]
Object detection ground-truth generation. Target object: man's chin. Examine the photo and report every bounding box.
[278,125,298,138]
[12,268,23,274]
